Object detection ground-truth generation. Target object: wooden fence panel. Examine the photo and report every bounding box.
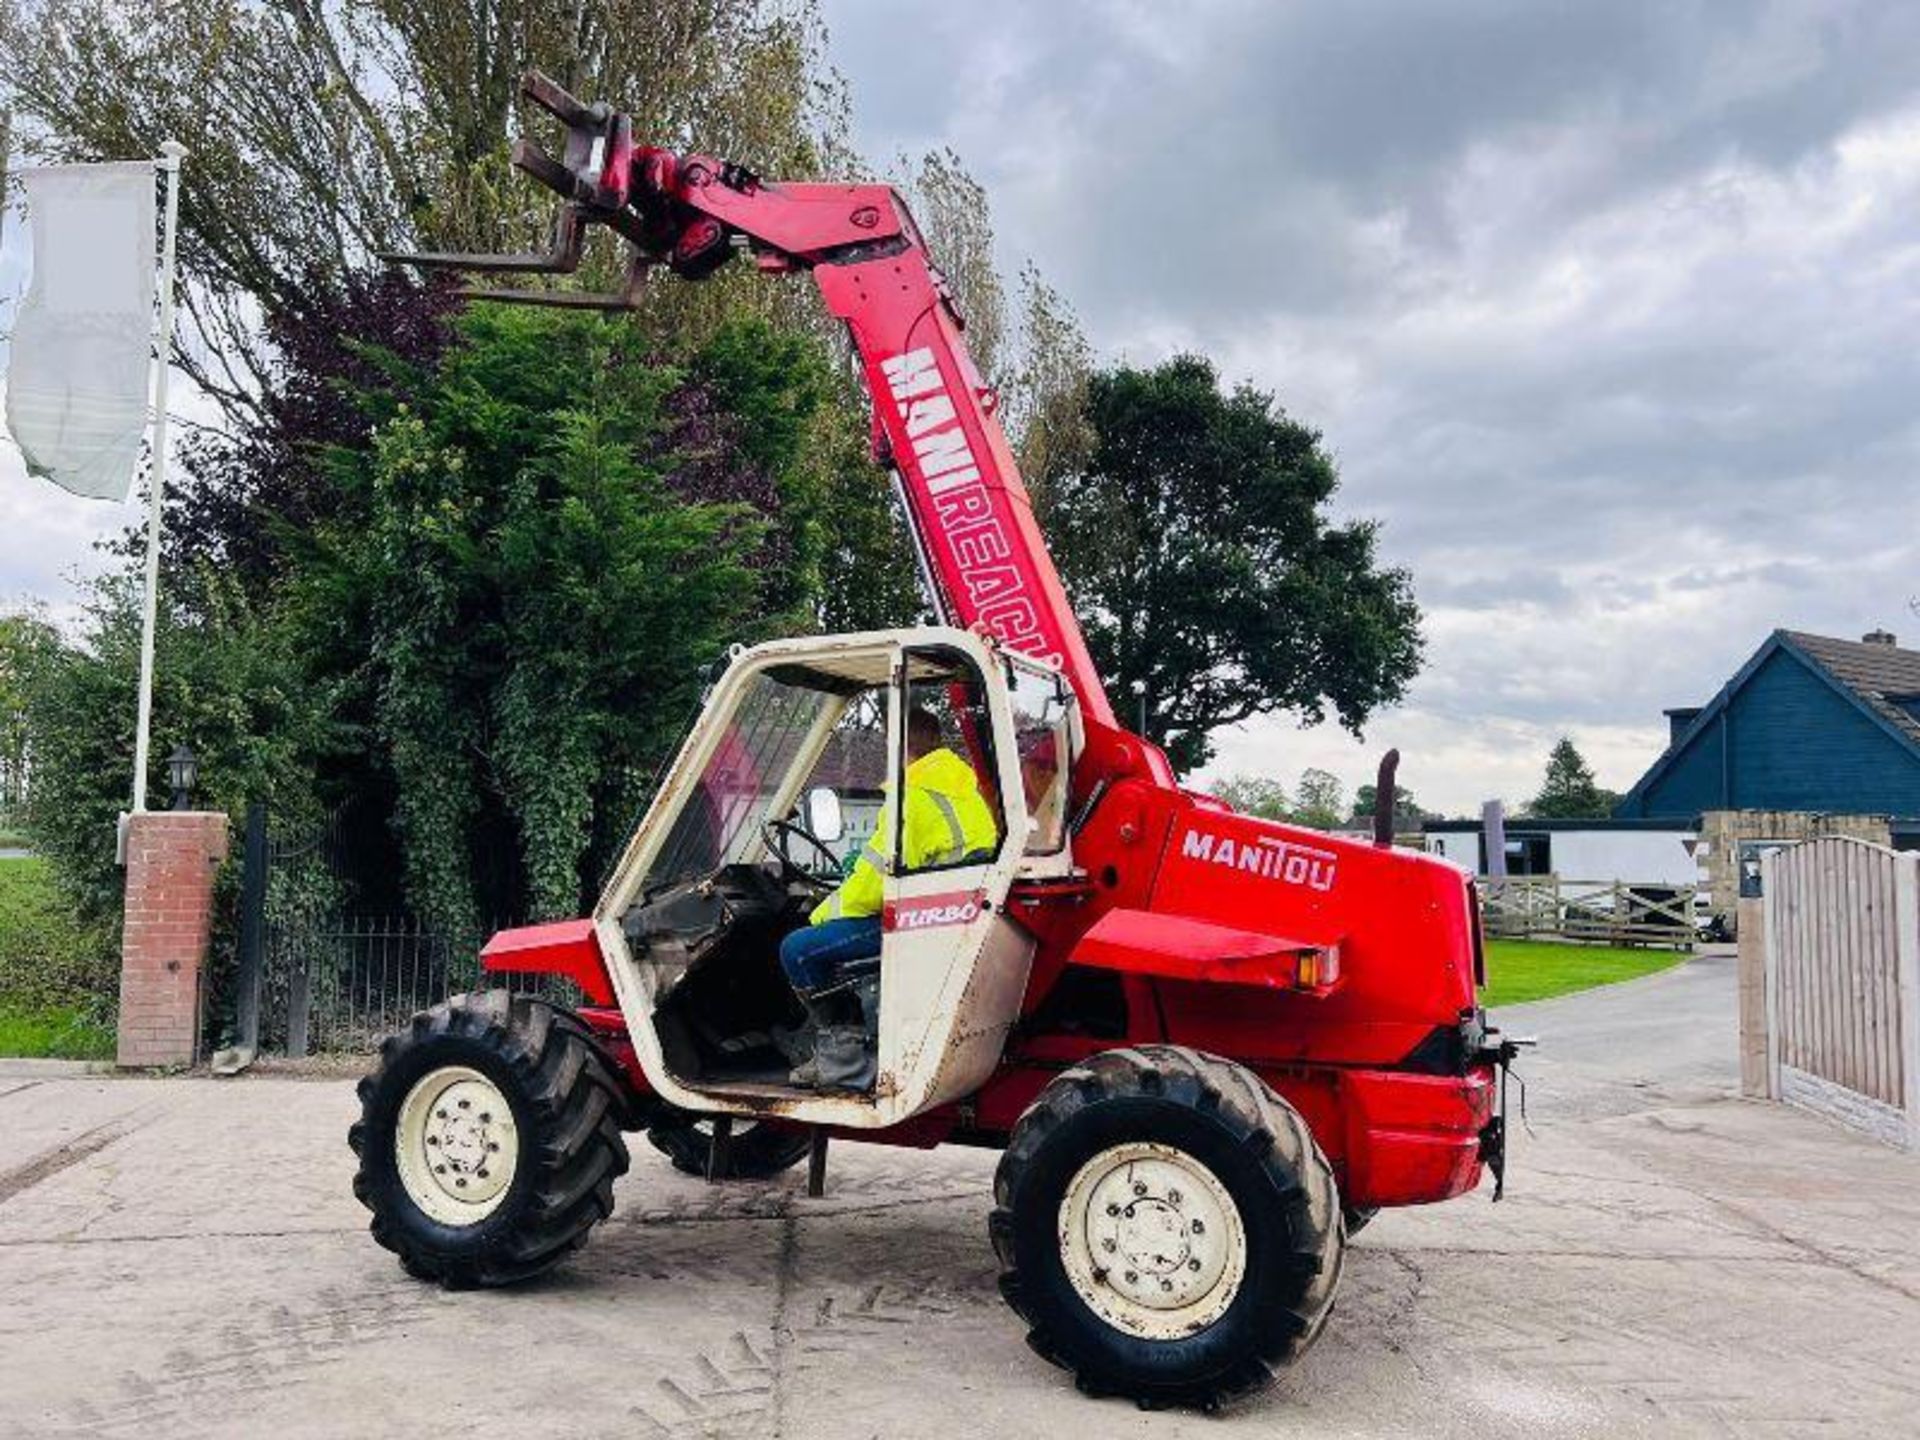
[1760,836,1916,1148]
[1473,876,1696,949]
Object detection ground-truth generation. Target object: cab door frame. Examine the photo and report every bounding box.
[872,640,1041,1106]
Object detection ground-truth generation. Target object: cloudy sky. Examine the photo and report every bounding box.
[817,0,1920,814]
[4,1,1919,816]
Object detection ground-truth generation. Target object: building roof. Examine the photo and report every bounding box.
[1782,630,1920,750]
[1617,628,1920,815]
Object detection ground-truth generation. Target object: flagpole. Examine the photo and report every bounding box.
[131,140,186,814]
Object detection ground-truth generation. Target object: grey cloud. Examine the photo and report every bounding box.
[828,0,1920,326]
[813,2,1920,810]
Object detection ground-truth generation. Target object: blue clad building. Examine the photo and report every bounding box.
[1616,629,1920,846]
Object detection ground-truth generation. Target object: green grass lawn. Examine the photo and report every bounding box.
[1480,937,1687,1008]
[0,855,117,1059]
[0,1004,114,1059]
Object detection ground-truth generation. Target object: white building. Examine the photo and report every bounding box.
[1421,817,1698,884]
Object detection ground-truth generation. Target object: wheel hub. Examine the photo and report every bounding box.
[1058,1142,1246,1339]
[395,1066,518,1226]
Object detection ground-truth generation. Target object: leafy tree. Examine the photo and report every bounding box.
[1207,774,1290,821]
[27,291,892,942]
[284,303,792,930]
[1525,738,1620,819]
[1006,262,1094,493]
[0,608,59,818]
[897,148,1007,387]
[23,573,330,930]
[1350,783,1430,831]
[150,271,463,600]
[1036,355,1422,773]
[1292,768,1347,830]
[0,0,852,416]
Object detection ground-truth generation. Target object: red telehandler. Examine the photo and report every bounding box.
[350,71,1523,1410]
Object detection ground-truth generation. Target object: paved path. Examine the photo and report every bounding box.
[2,960,1917,1438]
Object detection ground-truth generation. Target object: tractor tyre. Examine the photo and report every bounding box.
[990,1045,1344,1411]
[349,990,632,1288]
[649,1114,813,1180]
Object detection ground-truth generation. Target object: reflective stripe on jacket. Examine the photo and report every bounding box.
[809,747,998,924]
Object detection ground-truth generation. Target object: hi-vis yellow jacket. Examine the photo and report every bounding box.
[809,747,999,924]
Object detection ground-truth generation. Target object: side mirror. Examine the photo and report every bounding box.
[804,786,844,844]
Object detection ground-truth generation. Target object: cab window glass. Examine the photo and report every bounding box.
[643,669,835,892]
[894,648,1006,875]
[1009,664,1070,854]
[794,688,888,874]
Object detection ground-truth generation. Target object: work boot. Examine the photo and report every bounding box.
[799,1024,874,1091]
[786,992,847,1085]
[771,1017,815,1066]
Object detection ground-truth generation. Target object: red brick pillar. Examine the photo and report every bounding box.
[118,811,230,1068]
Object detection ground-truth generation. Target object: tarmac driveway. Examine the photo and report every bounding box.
[3,951,1918,1438]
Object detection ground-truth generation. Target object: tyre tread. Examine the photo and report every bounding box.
[989,1043,1344,1411]
[348,988,632,1289]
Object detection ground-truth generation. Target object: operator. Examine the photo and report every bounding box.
[778,705,998,1087]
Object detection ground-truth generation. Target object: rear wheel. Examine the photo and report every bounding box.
[991,1045,1344,1410]
[649,1113,813,1179]
[349,990,632,1287]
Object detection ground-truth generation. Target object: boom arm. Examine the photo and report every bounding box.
[394,71,1128,739]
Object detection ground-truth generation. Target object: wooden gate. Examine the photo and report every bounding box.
[1761,836,1920,1148]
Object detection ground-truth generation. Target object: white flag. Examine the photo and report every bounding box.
[4,162,156,501]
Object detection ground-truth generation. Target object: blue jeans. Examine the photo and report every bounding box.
[779,916,882,996]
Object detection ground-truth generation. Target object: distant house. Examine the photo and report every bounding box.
[1615,629,1920,843]
[1615,628,1920,922]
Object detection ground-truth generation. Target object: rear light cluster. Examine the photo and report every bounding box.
[1294,944,1341,991]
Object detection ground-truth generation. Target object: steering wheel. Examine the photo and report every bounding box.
[761,817,843,893]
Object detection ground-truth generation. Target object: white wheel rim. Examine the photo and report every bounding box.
[1057,1141,1247,1340]
[395,1066,519,1226]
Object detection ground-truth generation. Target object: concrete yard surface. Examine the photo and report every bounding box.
[3,952,1919,1438]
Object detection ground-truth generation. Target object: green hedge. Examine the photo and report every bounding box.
[0,856,117,1017]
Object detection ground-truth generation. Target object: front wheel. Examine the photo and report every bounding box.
[990,1046,1344,1410]
[348,990,632,1288]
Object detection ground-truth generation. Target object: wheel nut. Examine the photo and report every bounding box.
[1167,1188,1181,1206]
[1132,1182,1147,1196]
[435,1109,448,1120]
[1101,1238,1116,1253]
[1191,1220,1205,1235]
[1124,1270,1138,1283]
[458,1099,471,1110]
[433,1164,446,1175]
[426,1136,439,1147]
[479,1113,491,1123]
[487,1142,500,1152]
[1161,1279,1174,1292]
[1189,1258,1202,1271]
[1106,1203,1120,1217]
[477,1169,489,1180]
[455,1177,467,1188]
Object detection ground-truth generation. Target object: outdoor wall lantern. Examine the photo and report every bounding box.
[167,744,199,811]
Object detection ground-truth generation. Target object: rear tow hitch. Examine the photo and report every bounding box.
[1476,1031,1534,1201]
